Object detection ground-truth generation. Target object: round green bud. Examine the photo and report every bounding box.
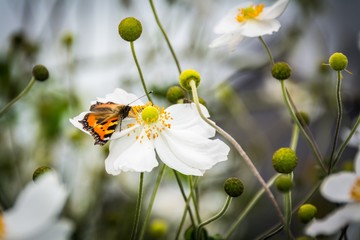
[179,69,201,91]
[118,17,142,42]
[272,148,298,174]
[166,86,185,104]
[32,64,49,81]
[298,204,317,223]
[149,219,168,238]
[33,166,53,181]
[224,177,244,198]
[296,111,310,126]
[141,106,159,123]
[61,32,74,48]
[329,52,348,71]
[275,175,293,192]
[271,62,292,80]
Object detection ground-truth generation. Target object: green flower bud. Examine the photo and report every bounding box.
[329,52,348,71]
[149,219,168,238]
[61,32,74,48]
[224,177,244,198]
[32,64,49,81]
[271,62,292,80]
[166,86,185,104]
[118,17,142,42]
[33,166,53,181]
[272,148,298,174]
[298,204,317,223]
[179,69,201,91]
[296,111,310,126]
[275,175,293,192]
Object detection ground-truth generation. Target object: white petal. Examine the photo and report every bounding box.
[105,128,158,175]
[240,19,281,37]
[260,0,289,20]
[28,219,73,240]
[355,149,360,175]
[321,172,357,203]
[213,3,251,34]
[4,173,67,239]
[95,88,144,106]
[110,120,139,140]
[69,112,91,135]
[166,103,214,138]
[209,33,245,50]
[306,204,360,237]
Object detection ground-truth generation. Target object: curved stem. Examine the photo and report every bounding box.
[197,196,232,239]
[258,36,274,65]
[280,80,326,173]
[130,172,145,240]
[0,77,35,118]
[189,176,202,223]
[189,80,285,226]
[149,0,182,74]
[225,174,279,239]
[130,41,153,102]
[139,164,166,240]
[328,71,343,173]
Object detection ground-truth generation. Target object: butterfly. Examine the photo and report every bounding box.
[79,102,138,145]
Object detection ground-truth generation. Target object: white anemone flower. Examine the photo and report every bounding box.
[306,150,360,237]
[0,173,72,240]
[209,0,289,50]
[70,88,230,176]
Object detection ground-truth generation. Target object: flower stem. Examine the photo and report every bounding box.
[224,174,279,239]
[189,80,285,225]
[334,115,360,166]
[130,41,153,102]
[139,164,166,240]
[131,172,144,240]
[189,176,202,223]
[175,193,192,240]
[280,80,327,173]
[328,71,343,173]
[0,77,35,118]
[258,36,274,65]
[149,0,182,74]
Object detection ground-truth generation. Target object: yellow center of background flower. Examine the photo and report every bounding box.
[236,4,264,22]
[0,214,5,238]
[350,178,360,201]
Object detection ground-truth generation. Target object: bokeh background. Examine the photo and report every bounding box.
[0,0,359,239]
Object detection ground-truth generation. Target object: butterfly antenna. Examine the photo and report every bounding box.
[127,91,153,105]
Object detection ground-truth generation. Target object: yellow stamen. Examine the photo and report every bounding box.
[0,214,5,238]
[351,178,360,201]
[236,4,264,22]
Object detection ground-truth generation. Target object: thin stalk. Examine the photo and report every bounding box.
[290,125,300,152]
[189,80,285,225]
[0,77,35,118]
[197,196,232,239]
[149,0,182,74]
[189,176,202,223]
[130,41,153,102]
[139,164,166,240]
[280,80,327,172]
[258,36,274,65]
[334,115,360,166]
[175,193,192,240]
[130,172,145,240]
[225,174,280,239]
[328,71,343,173]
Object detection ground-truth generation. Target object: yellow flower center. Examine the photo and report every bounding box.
[236,4,264,22]
[127,103,172,142]
[0,214,5,238]
[350,178,360,201]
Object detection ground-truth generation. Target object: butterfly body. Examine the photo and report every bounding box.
[79,102,133,145]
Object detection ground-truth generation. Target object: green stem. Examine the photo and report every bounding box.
[280,80,327,173]
[258,36,274,65]
[130,41,153,102]
[130,172,145,240]
[197,196,232,239]
[149,0,182,74]
[189,80,285,225]
[224,174,279,239]
[328,71,343,173]
[334,115,360,166]
[290,125,300,152]
[0,77,35,118]
[139,164,166,240]
[175,193,192,240]
[189,176,202,223]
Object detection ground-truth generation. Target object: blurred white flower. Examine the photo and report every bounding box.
[209,0,289,50]
[70,88,230,176]
[306,150,360,236]
[0,173,72,240]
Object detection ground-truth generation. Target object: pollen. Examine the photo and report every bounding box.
[236,4,264,22]
[0,214,5,238]
[350,178,360,201]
